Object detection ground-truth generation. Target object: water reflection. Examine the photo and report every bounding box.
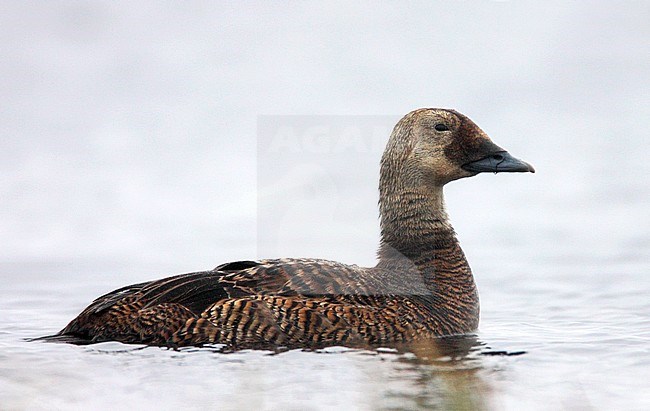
[170,335,520,410]
[181,333,517,411]
[236,335,514,411]
[331,335,526,410]
[372,336,487,410]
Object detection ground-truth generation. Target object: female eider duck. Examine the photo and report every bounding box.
[47,108,534,348]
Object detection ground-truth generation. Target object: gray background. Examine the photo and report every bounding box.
[3,1,646,278]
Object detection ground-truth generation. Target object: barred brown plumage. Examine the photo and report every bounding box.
[41,108,534,348]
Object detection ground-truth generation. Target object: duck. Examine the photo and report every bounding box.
[45,108,534,348]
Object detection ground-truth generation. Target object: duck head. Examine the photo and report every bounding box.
[381,108,535,190]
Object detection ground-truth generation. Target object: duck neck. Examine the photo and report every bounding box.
[377,184,479,320]
[378,185,456,260]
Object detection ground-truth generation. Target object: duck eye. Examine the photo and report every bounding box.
[434,123,449,132]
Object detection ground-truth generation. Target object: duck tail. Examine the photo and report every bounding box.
[28,332,92,345]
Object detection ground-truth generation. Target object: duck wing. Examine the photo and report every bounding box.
[70,258,365,319]
[217,258,373,297]
[133,258,364,313]
[218,257,432,297]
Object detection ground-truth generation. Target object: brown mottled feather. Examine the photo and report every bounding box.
[46,108,533,349]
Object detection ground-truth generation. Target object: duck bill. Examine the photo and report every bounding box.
[462,151,535,173]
